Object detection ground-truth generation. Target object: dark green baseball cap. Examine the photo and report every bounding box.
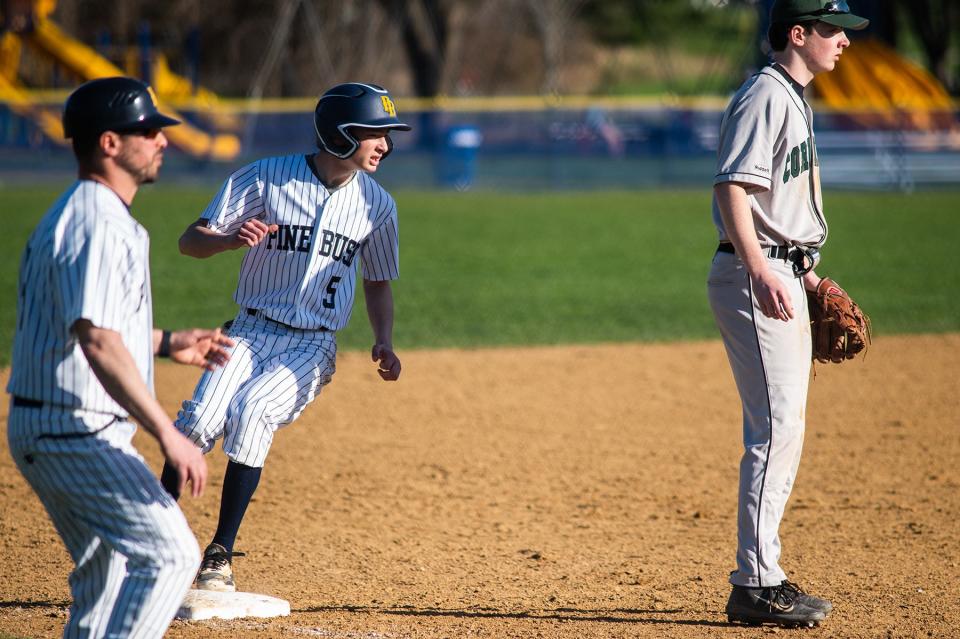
[771,0,869,30]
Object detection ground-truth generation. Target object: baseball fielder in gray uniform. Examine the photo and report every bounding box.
[7,77,233,638]
[160,82,409,592]
[707,0,868,628]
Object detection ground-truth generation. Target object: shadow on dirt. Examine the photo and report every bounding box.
[297,604,729,627]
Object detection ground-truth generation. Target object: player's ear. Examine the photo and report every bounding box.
[788,23,808,47]
[99,130,123,158]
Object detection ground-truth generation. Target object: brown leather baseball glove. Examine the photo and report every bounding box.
[807,277,872,364]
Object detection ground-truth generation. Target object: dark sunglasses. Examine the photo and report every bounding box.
[116,128,163,139]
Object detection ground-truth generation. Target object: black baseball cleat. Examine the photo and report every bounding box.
[726,583,827,628]
[781,579,833,614]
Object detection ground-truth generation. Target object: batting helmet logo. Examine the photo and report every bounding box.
[380,96,397,118]
[314,83,411,160]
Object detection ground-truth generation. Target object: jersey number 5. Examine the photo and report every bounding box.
[322,276,342,309]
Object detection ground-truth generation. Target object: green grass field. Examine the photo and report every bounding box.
[1,186,958,367]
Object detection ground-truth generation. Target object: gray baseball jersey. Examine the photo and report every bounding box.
[713,64,827,248]
[7,179,198,637]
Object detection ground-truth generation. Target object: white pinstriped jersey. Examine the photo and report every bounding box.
[7,180,154,428]
[200,154,400,331]
[713,64,828,248]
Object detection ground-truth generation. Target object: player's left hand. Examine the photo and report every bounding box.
[170,328,235,371]
[371,343,401,381]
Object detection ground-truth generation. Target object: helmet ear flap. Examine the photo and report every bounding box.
[317,129,356,158]
[315,117,359,158]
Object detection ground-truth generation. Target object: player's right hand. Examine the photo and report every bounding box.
[232,219,279,249]
[751,269,794,322]
[160,429,207,498]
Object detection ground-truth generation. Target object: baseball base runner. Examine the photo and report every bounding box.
[160,82,411,593]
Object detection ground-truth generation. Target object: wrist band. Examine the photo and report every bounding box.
[159,330,172,358]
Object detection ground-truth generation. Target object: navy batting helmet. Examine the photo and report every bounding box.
[314,82,411,159]
[62,76,180,139]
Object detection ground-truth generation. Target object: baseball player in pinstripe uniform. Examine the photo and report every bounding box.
[160,82,409,592]
[708,0,868,628]
[6,77,233,638]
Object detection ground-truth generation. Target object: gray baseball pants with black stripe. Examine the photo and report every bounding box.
[707,250,812,588]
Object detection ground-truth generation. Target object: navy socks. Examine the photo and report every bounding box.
[211,461,262,553]
[160,459,262,553]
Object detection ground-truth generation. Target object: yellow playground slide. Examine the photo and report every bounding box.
[0,76,64,143]
[1,0,239,161]
[812,38,955,130]
[0,31,64,143]
[134,52,242,134]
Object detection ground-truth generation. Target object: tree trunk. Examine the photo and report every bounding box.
[900,0,952,90]
[378,0,450,97]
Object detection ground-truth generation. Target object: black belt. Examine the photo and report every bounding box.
[245,308,329,332]
[716,243,793,260]
[13,396,43,408]
[11,396,122,440]
[716,242,820,277]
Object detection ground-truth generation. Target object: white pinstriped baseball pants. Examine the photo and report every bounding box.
[707,250,812,588]
[7,408,199,639]
[175,311,337,468]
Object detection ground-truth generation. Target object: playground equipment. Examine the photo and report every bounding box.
[0,0,239,160]
[127,51,242,134]
[812,38,955,130]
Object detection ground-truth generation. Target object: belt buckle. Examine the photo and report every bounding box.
[789,246,820,277]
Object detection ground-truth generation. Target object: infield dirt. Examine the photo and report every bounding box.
[1,334,957,639]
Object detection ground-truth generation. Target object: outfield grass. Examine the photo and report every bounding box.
[1,186,958,367]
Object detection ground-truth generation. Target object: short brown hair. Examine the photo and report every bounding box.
[71,132,101,164]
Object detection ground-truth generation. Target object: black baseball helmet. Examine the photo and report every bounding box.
[314,82,411,159]
[62,76,180,139]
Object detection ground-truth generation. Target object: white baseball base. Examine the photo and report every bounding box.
[177,589,291,621]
